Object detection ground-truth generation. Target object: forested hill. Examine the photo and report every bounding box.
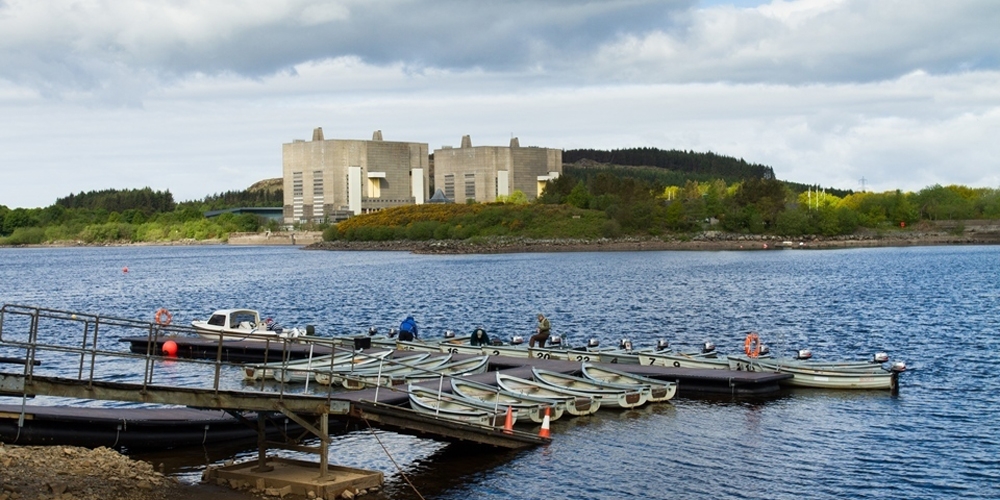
[564,148,775,181]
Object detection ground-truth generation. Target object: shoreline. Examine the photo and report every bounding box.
[304,230,1000,254]
[6,226,1000,253]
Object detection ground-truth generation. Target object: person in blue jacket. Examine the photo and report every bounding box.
[399,316,418,341]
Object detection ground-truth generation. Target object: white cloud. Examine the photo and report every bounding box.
[0,0,998,208]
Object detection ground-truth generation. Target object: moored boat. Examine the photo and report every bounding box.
[580,363,677,402]
[451,378,564,424]
[495,373,601,416]
[531,367,648,409]
[407,384,508,426]
[727,354,906,390]
[339,353,450,390]
[191,309,300,341]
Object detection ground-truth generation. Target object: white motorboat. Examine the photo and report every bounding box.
[191,309,302,341]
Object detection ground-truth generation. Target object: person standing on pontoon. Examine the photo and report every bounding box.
[529,313,550,348]
[399,316,418,342]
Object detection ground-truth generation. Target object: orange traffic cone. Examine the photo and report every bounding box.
[503,406,514,434]
[538,406,551,439]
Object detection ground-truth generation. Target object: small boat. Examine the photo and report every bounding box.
[407,384,507,426]
[728,354,905,390]
[496,373,601,416]
[531,367,648,409]
[594,349,642,365]
[401,355,490,382]
[483,344,532,358]
[311,350,395,385]
[580,363,677,402]
[451,378,564,424]
[339,353,450,390]
[439,343,485,356]
[191,309,300,341]
[243,352,345,381]
[635,342,732,369]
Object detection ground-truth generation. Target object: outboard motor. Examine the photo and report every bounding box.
[587,338,600,348]
[702,341,716,354]
[548,335,562,347]
[656,339,670,352]
[388,328,398,338]
[444,330,455,339]
[368,326,378,336]
[890,361,907,372]
[795,349,813,360]
[618,339,633,351]
[758,344,770,357]
[511,335,525,345]
[873,352,890,363]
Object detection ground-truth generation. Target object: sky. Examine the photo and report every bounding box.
[1,0,998,209]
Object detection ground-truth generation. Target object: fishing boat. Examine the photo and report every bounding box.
[400,355,490,382]
[439,343,485,356]
[636,347,731,370]
[243,349,392,382]
[580,363,677,402]
[338,353,450,390]
[484,344,532,358]
[728,350,892,373]
[451,378,564,424]
[407,384,508,426]
[496,373,601,416]
[727,354,906,390]
[531,367,648,409]
[311,350,396,385]
[191,309,301,341]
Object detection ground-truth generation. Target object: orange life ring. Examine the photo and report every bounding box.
[154,308,172,326]
[744,332,761,358]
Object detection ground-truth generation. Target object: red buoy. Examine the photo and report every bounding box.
[122,266,129,273]
[162,340,178,357]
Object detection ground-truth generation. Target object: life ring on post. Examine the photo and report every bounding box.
[744,332,761,358]
[154,308,172,326]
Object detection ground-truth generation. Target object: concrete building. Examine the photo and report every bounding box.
[433,136,562,203]
[282,129,429,224]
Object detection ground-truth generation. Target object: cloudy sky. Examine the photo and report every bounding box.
[2,0,998,208]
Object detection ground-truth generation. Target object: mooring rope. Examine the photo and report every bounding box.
[361,417,426,500]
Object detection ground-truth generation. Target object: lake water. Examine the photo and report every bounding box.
[1,244,999,499]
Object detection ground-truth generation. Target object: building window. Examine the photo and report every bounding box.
[292,172,304,219]
[465,173,476,199]
[368,178,382,198]
[444,174,455,200]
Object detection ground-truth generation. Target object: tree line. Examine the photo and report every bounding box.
[0,186,284,244]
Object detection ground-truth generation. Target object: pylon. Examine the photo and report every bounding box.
[538,406,551,439]
[503,406,514,434]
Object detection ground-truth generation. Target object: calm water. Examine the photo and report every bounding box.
[1,244,999,499]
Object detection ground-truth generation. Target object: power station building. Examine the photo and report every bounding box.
[282,129,429,224]
[433,136,562,203]
[281,129,561,225]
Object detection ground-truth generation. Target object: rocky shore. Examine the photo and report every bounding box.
[305,226,1000,255]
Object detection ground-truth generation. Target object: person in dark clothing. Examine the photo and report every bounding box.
[529,313,550,348]
[399,316,418,342]
[470,326,490,346]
